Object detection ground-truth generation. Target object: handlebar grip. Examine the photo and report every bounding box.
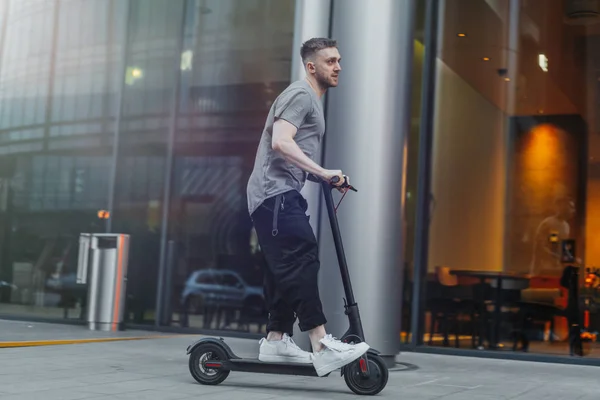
[326,175,357,192]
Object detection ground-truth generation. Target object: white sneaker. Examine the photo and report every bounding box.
[312,334,370,377]
[258,333,313,364]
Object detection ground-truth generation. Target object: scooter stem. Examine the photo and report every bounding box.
[323,185,371,336]
[321,180,356,305]
[320,180,367,343]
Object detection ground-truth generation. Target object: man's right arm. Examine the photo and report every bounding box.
[272,119,342,183]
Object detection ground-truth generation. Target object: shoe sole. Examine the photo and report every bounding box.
[258,354,313,364]
[314,343,370,377]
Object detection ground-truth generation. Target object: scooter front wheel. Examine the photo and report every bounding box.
[188,342,230,385]
[344,354,389,395]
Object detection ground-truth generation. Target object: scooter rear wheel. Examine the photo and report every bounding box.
[189,342,230,385]
[343,354,389,395]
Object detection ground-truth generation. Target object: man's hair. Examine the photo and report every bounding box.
[300,37,337,65]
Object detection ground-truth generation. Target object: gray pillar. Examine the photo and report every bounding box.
[291,0,332,348]
[317,0,415,363]
[293,0,332,237]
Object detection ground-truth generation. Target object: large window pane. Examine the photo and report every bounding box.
[0,0,123,320]
[112,0,185,326]
[0,0,53,132]
[425,0,600,358]
[169,0,295,333]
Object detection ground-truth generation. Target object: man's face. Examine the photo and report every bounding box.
[308,47,342,88]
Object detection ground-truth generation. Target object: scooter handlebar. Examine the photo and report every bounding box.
[307,174,357,191]
[329,175,357,192]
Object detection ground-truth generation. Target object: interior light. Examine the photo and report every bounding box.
[504,77,511,82]
[125,67,144,85]
[181,50,193,71]
[457,33,466,37]
[538,54,548,72]
[482,57,490,61]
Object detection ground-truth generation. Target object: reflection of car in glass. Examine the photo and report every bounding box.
[0,280,16,289]
[46,272,82,291]
[181,269,265,315]
[45,272,87,317]
[0,280,17,303]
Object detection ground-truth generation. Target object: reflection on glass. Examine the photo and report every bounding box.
[0,0,296,332]
[168,0,295,333]
[425,0,600,358]
[112,0,186,325]
[401,0,428,345]
[0,0,122,319]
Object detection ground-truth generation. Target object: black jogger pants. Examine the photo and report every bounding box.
[251,189,327,335]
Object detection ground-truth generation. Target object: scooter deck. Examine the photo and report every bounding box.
[205,357,326,377]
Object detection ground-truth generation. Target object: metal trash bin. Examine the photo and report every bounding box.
[77,233,130,331]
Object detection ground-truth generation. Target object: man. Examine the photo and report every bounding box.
[246,38,369,377]
[530,196,576,277]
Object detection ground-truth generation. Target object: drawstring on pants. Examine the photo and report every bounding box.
[272,194,285,236]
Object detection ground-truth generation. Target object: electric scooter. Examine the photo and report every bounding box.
[186,176,389,396]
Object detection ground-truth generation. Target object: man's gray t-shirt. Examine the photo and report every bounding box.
[247,79,325,216]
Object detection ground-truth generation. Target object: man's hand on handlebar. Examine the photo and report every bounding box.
[322,169,348,193]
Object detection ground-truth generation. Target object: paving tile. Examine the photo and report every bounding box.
[0,323,598,400]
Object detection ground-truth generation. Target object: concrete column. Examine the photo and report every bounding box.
[317,0,416,364]
[292,0,332,237]
[290,0,332,347]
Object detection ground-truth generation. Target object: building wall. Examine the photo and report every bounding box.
[428,59,507,272]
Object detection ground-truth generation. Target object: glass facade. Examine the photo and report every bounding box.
[0,0,295,334]
[169,0,295,332]
[422,0,600,359]
[0,0,123,319]
[2,0,600,364]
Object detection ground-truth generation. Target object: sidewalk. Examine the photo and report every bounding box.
[0,324,599,399]
[0,318,171,347]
